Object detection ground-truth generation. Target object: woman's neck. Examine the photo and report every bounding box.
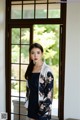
[32,61,43,73]
[34,61,43,67]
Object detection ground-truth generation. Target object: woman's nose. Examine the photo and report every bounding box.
[34,53,37,57]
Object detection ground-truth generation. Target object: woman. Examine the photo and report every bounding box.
[24,43,54,120]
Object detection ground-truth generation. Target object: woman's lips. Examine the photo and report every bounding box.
[34,58,38,60]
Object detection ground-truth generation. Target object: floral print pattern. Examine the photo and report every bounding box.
[38,71,53,120]
[25,62,54,120]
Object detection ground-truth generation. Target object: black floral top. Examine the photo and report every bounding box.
[25,62,54,120]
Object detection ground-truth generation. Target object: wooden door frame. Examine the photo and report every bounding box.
[5,0,67,120]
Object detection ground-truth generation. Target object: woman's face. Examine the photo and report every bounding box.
[30,47,43,63]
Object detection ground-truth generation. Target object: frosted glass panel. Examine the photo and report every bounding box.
[36,4,47,18]
[11,0,61,19]
[11,5,22,19]
[23,5,34,19]
[48,4,60,18]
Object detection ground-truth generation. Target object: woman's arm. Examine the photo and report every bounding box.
[38,70,54,115]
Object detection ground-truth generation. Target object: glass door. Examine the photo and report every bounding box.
[10,24,60,120]
[33,24,60,117]
[11,27,31,120]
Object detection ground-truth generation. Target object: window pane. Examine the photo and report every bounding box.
[11,0,61,19]
[21,45,29,64]
[23,1,34,4]
[23,5,34,19]
[20,98,27,115]
[21,28,30,44]
[11,5,22,19]
[11,45,20,63]
[33,24,59,116]
[11,1,22,4]
[21,65,28,80]
[49,0,60,2]
[11,64,19,80]
[36,4,47,18]
[20,115,28,120]
[20,82,26,97]
[11,28,20,44]
[36,0,47,3]
[11,114,19,120]
[48,4,60,18]
[11,80,19,97]
[11,97,19,114]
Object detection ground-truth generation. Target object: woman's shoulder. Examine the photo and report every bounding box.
[41,62,54,79]
[42,62,53,73]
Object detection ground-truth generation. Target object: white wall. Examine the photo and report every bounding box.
[0,0,5,112]
[64,1,80,119]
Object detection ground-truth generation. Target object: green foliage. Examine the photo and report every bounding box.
[34,25,59,65]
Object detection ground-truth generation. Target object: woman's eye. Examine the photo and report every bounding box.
[31,52,34,54]
[37,51,40,54]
